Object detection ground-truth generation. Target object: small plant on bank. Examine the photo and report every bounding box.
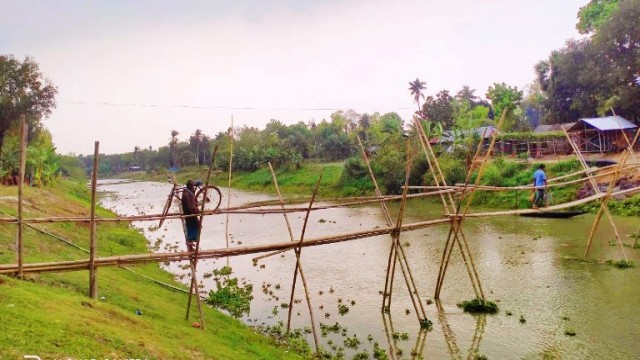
[457,298,499,314]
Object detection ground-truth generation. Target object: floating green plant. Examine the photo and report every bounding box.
[344,334,361,349]
[505,310,513,316]
[607,260,634,268]
[457,298,499,314]
[419,318,433,329]
[564,329,576,336]
[338,303,349,316]
[519,315,526,324]
[373,342,388,359]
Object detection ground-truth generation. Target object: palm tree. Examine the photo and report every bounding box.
[408,78,427,112]
[170,130,179,167]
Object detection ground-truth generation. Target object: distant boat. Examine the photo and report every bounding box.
[520,210,588,219]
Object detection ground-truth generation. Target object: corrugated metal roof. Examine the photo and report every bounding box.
[568,116,637,131]
[534,122,577,133]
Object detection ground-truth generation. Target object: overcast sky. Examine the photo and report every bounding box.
[2,0,587,155]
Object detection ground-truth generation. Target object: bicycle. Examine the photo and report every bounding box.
[158,177,223,227]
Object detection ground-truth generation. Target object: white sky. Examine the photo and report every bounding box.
[1,0,586,155]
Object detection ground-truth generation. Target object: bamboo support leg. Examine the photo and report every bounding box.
[89,141,99,299]
[16,116,27,279]
[268,163,319,351]
[286,176,322,333]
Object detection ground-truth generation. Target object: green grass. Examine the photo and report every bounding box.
[0,180,303,359]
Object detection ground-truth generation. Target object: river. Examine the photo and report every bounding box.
[98,179,640,359]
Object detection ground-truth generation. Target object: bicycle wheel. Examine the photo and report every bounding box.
[195,185,222,212]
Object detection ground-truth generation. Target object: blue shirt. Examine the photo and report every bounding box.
[533,169,546,187]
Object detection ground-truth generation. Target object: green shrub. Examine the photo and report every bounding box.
[457,298,499,314]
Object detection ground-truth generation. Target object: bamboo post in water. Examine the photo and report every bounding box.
[89,141,99,299]
[16,115,27,279]
[268,163,319,351]
[286,175,322,333]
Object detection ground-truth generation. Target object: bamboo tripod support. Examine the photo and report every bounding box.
[583,129,640,259]
[432,109,510,299]
[563,128,635,260]
[286,175,322,334]
[356,137,426,322]
[414,118,485,300]
[267,163,320,351]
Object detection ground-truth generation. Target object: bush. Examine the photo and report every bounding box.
[437,154,467,186]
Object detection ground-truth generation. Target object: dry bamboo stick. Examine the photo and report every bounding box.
[269,163,319,351]
[0,217,453,274]
[16,116,27,279]
[356,136,398,310]
[460,185,640,217]
[390,148,427,321]
[286,175,322,333]
[225,120,234,250]
[413,118,452,214]
[89,141,99,299]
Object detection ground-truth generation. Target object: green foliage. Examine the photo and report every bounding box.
[205,267,254,318]
[419,317,433,329]
[435,154,467,186]
[486,82,523,131]
[0,55,58,151]
[338,303,349,316]
[457,298,499,314]
[577,0,620,34]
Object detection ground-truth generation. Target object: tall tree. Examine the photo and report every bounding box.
[0,55,57,153]
[486,82,523,130]
[169,130,179,167]
[577,0,621,34]
[422,90,455,129]
[408,78,426,116]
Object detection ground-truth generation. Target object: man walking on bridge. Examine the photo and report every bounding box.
[532,164,547,209]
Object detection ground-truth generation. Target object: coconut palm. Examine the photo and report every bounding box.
[408,78,427,111]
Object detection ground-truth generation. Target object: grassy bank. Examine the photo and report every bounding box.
[114,158,640,216]
[0,180,303,359]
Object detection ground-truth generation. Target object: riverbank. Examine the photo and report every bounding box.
[114,158,640,216]
[0,180,303,359]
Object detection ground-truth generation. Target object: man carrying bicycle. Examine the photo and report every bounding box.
[181,180,201,251]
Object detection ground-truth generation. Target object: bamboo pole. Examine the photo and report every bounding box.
[89,141,99,299]
[286,175,322,333]
[269,163,319,351]
[381,313,398,360]
[186,145,218,329]
[436,299,461,359]
[356,136,397,310]
[16,115,27,279]
[390,147,427,321]
[225,118,234,251]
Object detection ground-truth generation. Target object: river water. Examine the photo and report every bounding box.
[98,179,640,359]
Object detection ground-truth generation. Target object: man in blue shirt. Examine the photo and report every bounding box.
[532,164,547,209]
